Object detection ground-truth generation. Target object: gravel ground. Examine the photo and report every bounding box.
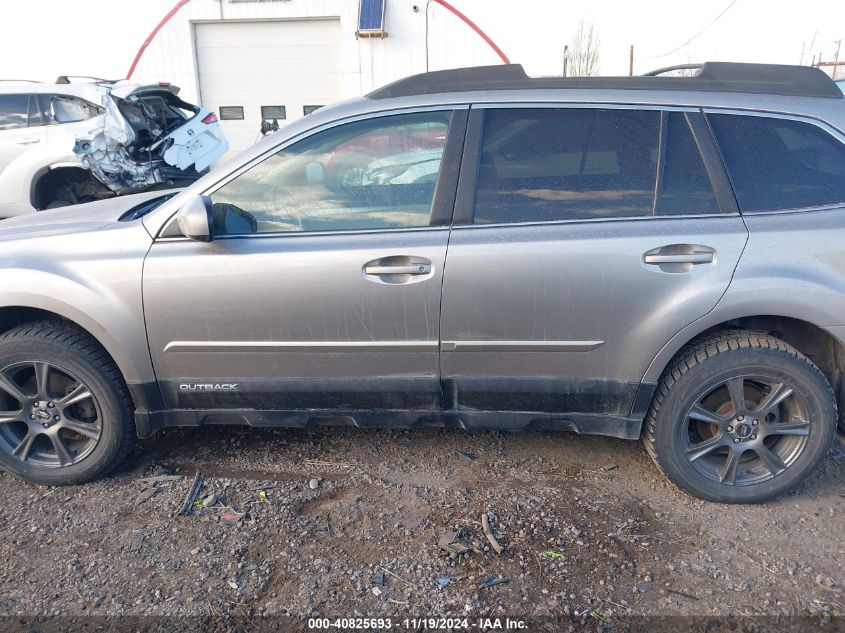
[0,426,843,631]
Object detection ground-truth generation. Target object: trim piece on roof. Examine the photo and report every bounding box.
[367,62,844,100]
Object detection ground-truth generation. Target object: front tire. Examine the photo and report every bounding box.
[0,321,134,485]
[643,330,836,503]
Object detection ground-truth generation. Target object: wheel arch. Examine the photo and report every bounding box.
[0,304,128,378]
[31,165,111,210]
[0,305,160,420]
[643,313,845,428]
[30,164,82,206]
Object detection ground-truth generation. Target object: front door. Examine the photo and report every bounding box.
[440,107,748,435]
[143,109,465,415]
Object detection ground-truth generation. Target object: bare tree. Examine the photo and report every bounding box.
[569,19,600,77]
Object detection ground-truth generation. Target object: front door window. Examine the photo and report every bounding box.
[209,111,452,235]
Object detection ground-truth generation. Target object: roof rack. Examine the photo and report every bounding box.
[642,64,704,76]
[55,75,117,85]
[367,62,844,100]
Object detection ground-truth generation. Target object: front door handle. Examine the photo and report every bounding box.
[365,263,431,275]
[363,256,433,284]
[16,138,40,145]
[643,252,713,265]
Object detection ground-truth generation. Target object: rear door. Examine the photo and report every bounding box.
[143,108,466,414]
[0,94,48,207]
[439,106,748,434]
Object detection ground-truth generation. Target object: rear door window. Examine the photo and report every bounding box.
[472,108,660,224]
[26,95,45,127]
[708,113,845,212]
[35,95,52,124]
[0,94,29,130]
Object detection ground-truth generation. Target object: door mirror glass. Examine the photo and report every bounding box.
[176,195,213,241]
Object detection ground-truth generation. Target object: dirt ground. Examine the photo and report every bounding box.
[0,425,843,632]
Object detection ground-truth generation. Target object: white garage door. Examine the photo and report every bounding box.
[195,19,344,154]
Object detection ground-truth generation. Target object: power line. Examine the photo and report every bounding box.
[652,0,738,58]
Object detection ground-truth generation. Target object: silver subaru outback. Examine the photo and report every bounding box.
[1,62,843,503]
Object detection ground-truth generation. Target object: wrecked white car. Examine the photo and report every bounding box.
[0,78,228,218]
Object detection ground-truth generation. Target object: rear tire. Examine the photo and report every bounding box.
[643,330,836,503]
[0,321,134,485]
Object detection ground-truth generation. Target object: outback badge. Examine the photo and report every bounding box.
[179,383,239,392]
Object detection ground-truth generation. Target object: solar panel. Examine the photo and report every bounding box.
[357,0,385,34]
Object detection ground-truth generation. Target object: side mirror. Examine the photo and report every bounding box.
[176,195,213,242]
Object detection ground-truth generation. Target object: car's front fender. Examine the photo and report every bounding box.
[0,219,155,388]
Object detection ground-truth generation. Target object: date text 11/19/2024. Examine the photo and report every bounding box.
[307,617,528,630]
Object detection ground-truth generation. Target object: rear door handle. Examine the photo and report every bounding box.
[642,244,715,272]
[365,263,431,275]
[16,138,40,145]
[643,252,713,265]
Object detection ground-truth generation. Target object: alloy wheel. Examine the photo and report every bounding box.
[0,361,102,468]
[683,375,811,486]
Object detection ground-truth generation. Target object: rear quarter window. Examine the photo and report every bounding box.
[708,113,845,212]
[41,95,102,124]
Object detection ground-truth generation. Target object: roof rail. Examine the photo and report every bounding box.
[0,79,38,83]
[367,62,843,100]
[55,75,117,85]
[642,64,704,76]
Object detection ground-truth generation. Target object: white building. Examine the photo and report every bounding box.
[130,0,510,151]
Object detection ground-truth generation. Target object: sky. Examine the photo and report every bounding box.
[0,0,843,82]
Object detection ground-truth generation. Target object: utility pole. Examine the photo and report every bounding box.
[563,45,569,77]
[835,40,842,79]
[629,45,634,76]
